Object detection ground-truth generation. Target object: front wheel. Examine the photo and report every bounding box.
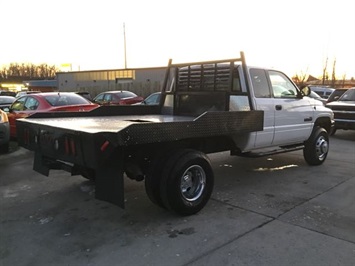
[303,127,329,165]
[160,149,214,216]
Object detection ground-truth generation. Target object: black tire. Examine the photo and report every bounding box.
[160,149,214,216]
[144,151,172,209]
[303,127,329,165]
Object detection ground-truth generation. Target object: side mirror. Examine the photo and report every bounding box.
[300,86,311,96]
[3,107,10,113]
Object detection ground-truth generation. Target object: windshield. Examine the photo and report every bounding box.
[44,93,91,106]
[339,89,355,101]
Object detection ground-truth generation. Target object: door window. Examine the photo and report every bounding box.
[250,69,271,98]
[24,97,39,110]
[11,97,27,111]
[269,71,298,98]
[104,94,113,102]
[94,94,104,101]
[249,68,274,149]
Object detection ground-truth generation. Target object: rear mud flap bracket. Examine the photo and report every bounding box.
[33,152,50,176]
[94,148,125,208]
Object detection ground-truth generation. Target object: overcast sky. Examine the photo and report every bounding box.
[1,0,354,78]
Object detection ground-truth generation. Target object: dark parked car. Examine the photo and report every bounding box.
[75,91,93,101]
[15,91,41,98]
[139,92,161,105]
[0,96,16,110]
[326,88,348,103]
[308,91,327,105]
[325,87,355,135]
[93,91,144,105]
[0,109,10,153]
[308,86,335,99]
[0,90,16,97]
[6,92,99,138]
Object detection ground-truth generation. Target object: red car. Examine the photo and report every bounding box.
[6,92,99,138]
[93,91,144,105]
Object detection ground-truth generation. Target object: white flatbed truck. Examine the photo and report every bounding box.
[16,52,334,215]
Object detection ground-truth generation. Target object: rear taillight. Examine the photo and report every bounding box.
[64,136,76,156]
[23,128,30,145]
[100,140,110,152]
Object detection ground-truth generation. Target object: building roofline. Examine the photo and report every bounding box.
[56,66,167,75]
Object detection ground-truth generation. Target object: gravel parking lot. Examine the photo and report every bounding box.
[0,131,354,266]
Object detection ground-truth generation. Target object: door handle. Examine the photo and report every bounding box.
[275,105,282,110]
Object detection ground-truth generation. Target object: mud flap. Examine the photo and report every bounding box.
[33,152,50,176]
[94,148,125,208]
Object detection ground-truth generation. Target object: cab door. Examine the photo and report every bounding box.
[250,68,314,149]
[268,70,314,145]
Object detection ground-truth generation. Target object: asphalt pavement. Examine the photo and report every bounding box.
[0,131,354,266]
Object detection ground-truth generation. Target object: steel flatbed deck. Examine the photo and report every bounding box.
[23,114,196,134]
[19,109,263,147]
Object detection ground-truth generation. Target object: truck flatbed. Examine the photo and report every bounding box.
[23,114,195,134]
[20,109,263,146]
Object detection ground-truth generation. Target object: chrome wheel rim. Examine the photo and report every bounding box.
[315,135,328,160]
[180,165,206,202]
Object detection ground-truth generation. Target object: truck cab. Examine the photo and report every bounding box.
[158,59,332,154]
[246,68,331,150]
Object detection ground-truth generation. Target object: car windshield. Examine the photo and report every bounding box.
[339,89,355,101]
[44,93,91,106]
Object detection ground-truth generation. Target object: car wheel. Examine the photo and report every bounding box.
[303,127,329,165]
[160,149,214,216]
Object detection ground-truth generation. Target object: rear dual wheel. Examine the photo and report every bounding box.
[144,151,170,208]
[145,149,214,216]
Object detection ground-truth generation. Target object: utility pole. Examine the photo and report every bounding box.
[123,23,127,69]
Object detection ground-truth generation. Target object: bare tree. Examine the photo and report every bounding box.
[292,68,309,88]
[322,57,328,85]
[331,58,336,88]
[0,63,59,81]
[341,73,346,88]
